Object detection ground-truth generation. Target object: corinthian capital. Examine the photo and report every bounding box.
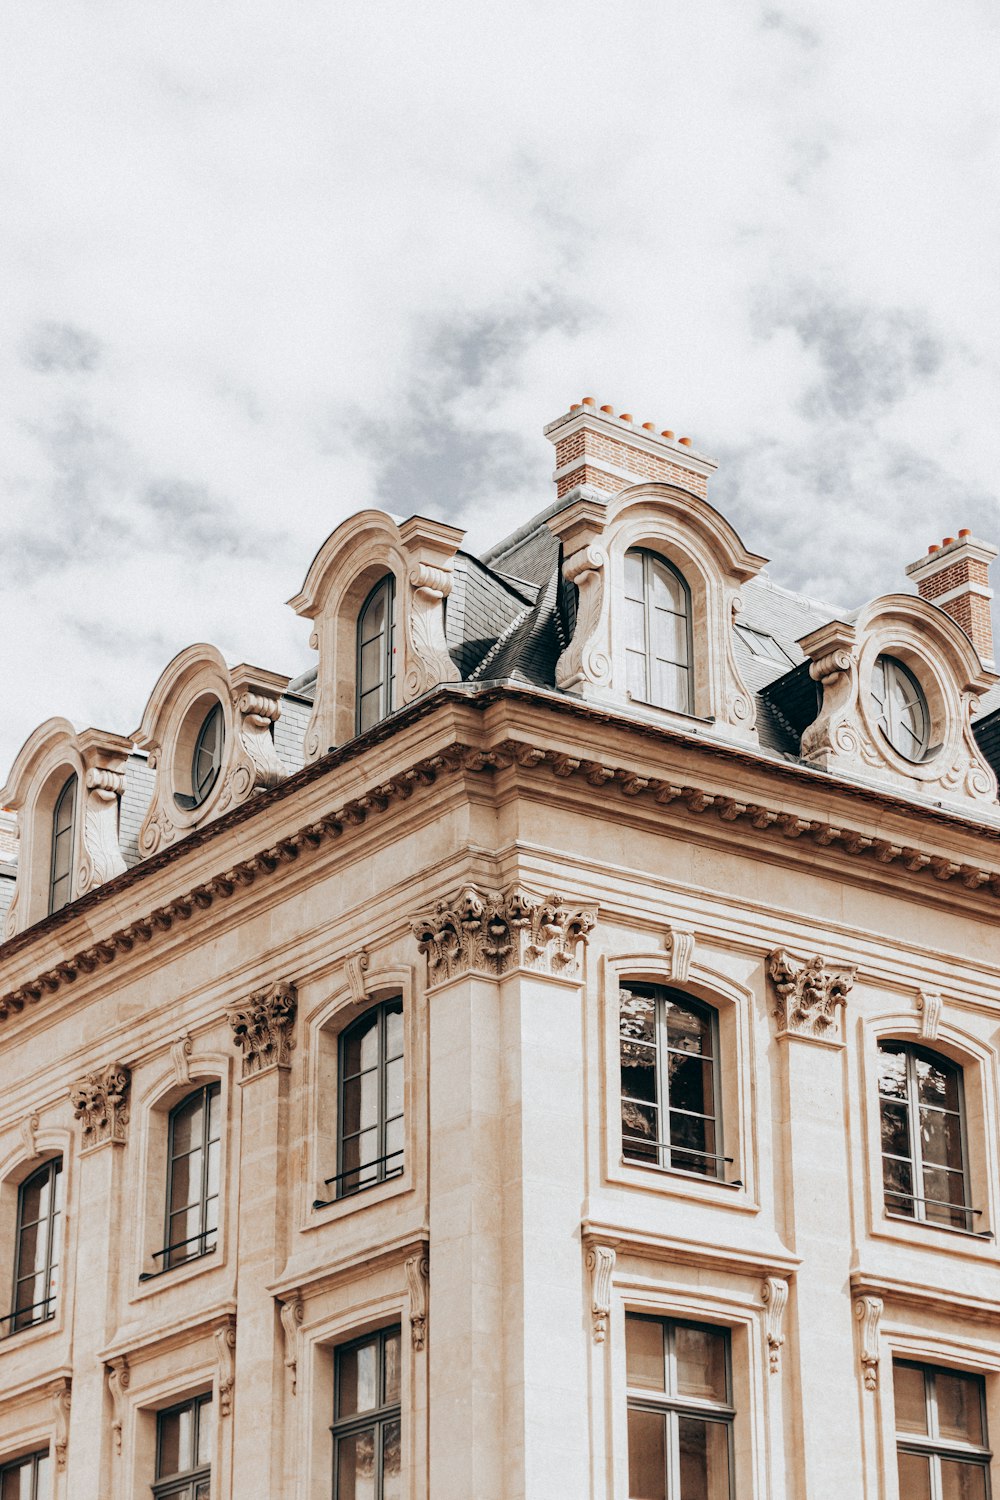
[70,1062,131,1148]
[412,884,596,985]
[767,948,854,1043]
[227,978,297,1078]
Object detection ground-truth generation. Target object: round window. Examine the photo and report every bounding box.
[870,655,930,762]
[191,702,224,806]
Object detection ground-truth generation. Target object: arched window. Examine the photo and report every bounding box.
[191,702,224,807]
[871,655,930,761]
[333,999,404,1200]
[623,548,692,713]
[619,985,722,1179]
[5,1157,62,1335]
[162,1084,221,1270]
[48,773,77,914]
[878,1041,972,1231]
[356,575,397,734]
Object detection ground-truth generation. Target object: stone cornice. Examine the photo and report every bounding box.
[6,685,1000,1026]
[581,1219,800,1280]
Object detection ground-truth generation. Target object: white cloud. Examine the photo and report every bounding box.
[2,0,999,773]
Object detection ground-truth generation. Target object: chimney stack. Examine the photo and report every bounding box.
[544,398,717,502]
[905,530,998,666]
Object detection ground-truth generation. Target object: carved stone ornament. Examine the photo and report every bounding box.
[345,948,370,1003]
[214,685,287,816]
[586,1244,616,1344]
[50,1376,71,1470]
[280,1293,304,1393]
[19,1112,40,1160]
[855,1295,883,1391]
[405,1252,429,1351]
[170,1030,193,1086]
[107,1356,129,1455]
[215,1321,237,1417]
[798,621,864,772]
[412,885,597,985]
[664,926,696,984]
[80,765,128,892]
[767,949,854,1042]
[917,989,943,1041]
[761,1277,788,1375]
[70,1062,131,1148]
[227,979,297,1078]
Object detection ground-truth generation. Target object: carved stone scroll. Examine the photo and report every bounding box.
[280,1294,304,1393]
[19,1112,40,1160]
[855,1295,883,1391]
[917,990,943,1041]
[403,562,462,703]
[80,767,128,892]
[227,979,297,1078]
[170,1030,193,1086]
[798,622,863,772]
[586,1244,616,1344]
[215,1321,236,1417]
[107,1356,129,1455]
[70,1062,131,1148]
[761,1277,788,1374]
[50,1376,71,1470]
[767,949,854,1043]
[405,1252,429,1351]
[345,949,370,1003]
[412,885,597,985]
[664,926,696,984]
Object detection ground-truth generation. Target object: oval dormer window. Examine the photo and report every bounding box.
[871,655,930,762]
[174,701,225,810]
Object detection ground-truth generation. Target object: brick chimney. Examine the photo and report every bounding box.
[905,530,998,666]
[544,397,717,501]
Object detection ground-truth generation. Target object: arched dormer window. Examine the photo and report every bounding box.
[620,984,721,1178]
[356,575,397,733]
[623,548,692,714]
[878,1041,972,1231]
[48,774,78,915]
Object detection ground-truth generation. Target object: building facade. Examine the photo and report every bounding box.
[2,399,1000,1498]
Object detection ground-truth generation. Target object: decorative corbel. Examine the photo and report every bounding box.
[767,949,854,1044]
[916,990,943,1041]
[279,1293,304,1393]
[50,1376,71,1470]
[855,1295,883,1391]
[70,1062,131,1149]
[76,729,132,894]
[19,1112,40,1160]
[405,1252,429,1351]
[215,1320,236,1417]
[664,926,696,984]
[548,493,611,696]
[216,665,289,812]
[107,1356,129,1455]
[398,516,463,703]
[798,620,865,772]
[345,949,370,1004]
[170,1031,193,1087]
[227,979,297,1078]
[761,1277,788,1374]
[586,1244,616,1344]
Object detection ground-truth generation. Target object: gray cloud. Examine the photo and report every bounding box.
[759,8,821,48]
[21,321,103,374]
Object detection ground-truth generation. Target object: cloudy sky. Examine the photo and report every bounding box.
[3,0,999,776]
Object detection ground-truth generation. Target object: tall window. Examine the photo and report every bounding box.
[357,575,397,733]
[48,773,77,914]
[620,985,722,1179]
[626,1314,733,1500]
[0,1450,51,1500]
[161,1085,221,1271]
[154,1395,212,1500]
[623,549,692,714]
[332,1000,404,1200]
[333,1326,401,1500]
[878,1042,973,1231]
[5,1158,62,1336]
[894,1361,991,1498]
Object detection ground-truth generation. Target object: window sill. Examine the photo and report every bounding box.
[883,1211,992,1242]
[306,1168,412,1231]
[625,694,715,726]
[139,1246,218,1283]
[623,1157,744,1190]
[611,1155,759,1214]
[0,1310,58,1351]
[132,1247,223,1301]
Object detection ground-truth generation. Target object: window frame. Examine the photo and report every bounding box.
[321,999,404,1206]
[871,653,931,763]
[619,983,725,1182]
[48,771,77,915]
[355,573,397,735]
[0,1449,51,1499]
[877,1040,975,1234]
[623,547,694,715]
[894,1359,992,1496]
[625,1312,735,1500]
[331,1325,402,1500]
[4,1157,62,1337]
[190,703,224,808]
[155,1083,222,1273]
[153,1393,212,1500]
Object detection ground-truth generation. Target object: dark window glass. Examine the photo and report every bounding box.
[162,1084,221,1270]
[871,655,930,761]
[155,1394,212,1500]
[878,1042,973,1231]
[356,575,397,734]
[332,999,404,1200]
[333,1327,402,1500]
[48,773,77,915]
[0,1450,51,1500]
[894,1362,990,1499]
[626,1315,733,1500]
[623,548,692,714]
[191,703,224,807]
[620,985,722,1178]
[5,1158,62,1335]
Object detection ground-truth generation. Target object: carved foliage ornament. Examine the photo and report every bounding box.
[412,885,597,984]
[586,1244,616,1344]
[761,1277,788,1375]
[405,1252,429,1351]
[107,1356,129,1455]
[50,1377,71,1470]
[70,1062,131,1148]
[280,1293,304,1393]
[855,1295,883,1391]
[228,979,297,1078]
[215,1321,237,1417]
[767,949,854,1041]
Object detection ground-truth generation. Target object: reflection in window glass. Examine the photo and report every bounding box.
[163,1083,222,1270]
[356,575,397,734]
[894,1362,990,1500]
[620,985,722,1178]
[8,1157,62,1334]
[48,773,77,914]
[333,1327,402,1500]
[155,1395,212,1500]
[877,1042,972,1231]
[871,655,930,761]
[333,999,404,1200]
[623,549,692,713]
[626,1315,732,1500]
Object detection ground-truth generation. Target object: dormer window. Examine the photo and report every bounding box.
[623,548,692,713]
[191,702,224,807]
[871,655,930,762]
[357,574,397,733]
[48,773,77,915]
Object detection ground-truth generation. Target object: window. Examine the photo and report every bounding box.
[332,1326,401,1500]
[894,1361,991,1498]
[4,1158,62,1336]
[356,575,397,733]
[323,999,404,1203]
[154,1395,212,1500]
[48,773,77,914]
[871,655,930,761]
[878,1042,973,1232]
[191,703,224,807]
[733,622,792,665]
[162,1085,221,1271]
[623,548,692,713]
[626,1314,733,1500]
[620,985,722,1179]
[0,1450,51,1500]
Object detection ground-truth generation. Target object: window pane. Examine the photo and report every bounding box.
[384,1329,401,1404]
[1,1464,28,1500]
[678,1416,731,1500]
[622,1045,658,1106]
[894,1363,929,1435]
[626,648,648,699]
[382,1418,402,1500]
[652,660,689,713]
[206,1139,220,1199]
[676,1325,728,1403]
[622,991,656,1045]
[882,1154,914,1215]
[170,1150,201,1213]
[627,1408,666,1500]
[360,637,383,695]
[344,1015,379,1077]
[922,1166,969,1228]
[626,1317,665,1392]
[878,1045,908,1099]
[384,1115,404,1169]
[339,1340,379,1417]
[622,1100,659,1159]
[342,1073,379,1138]
[196,1400,214,1466]
[669,1111,716,1175]
[624,550,645,601]
[920,1108,964,1172]
[936,1370,984,1446]
[667,1054,713,1117]
[158,1405,194,1477]
[385,1056,403,1118]
[625,597,647,651]
[336,1430,376,1500]
[35,1456,52,1500]
[20,1171,50,1225]
[896,1450,932,1499]
[384,1003,404,1059]
[940,1460,988,1500]
[208,1086,221,1140]
[361,587,387,641]
[665,1002,710,1057]
[171,1096,202,1157]
[880,1100,911,1159]
[650,557,687,612]
[651,607,689,667]
[916,1055,961,1112]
